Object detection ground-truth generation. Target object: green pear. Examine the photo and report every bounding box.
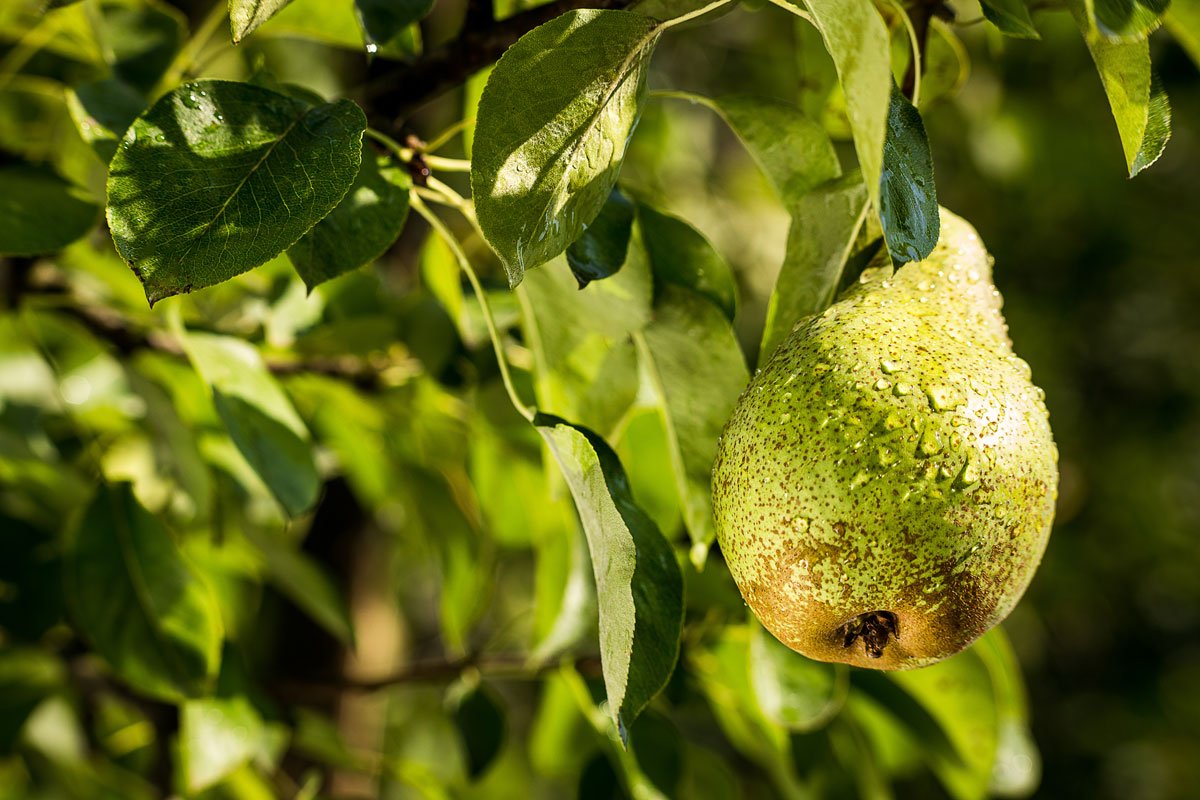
[712,208,1057,670]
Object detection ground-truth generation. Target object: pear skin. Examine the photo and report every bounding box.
[712,208,1058,670]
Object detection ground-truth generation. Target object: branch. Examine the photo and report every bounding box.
[22,283,411,392]
[361,0,636,125]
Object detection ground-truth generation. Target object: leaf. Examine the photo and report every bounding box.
[519,251,650,437]
[355,0,433,50]
[1089,0,1168,40]
[1071,2,1171,176]
[0,164,99,255]
[634,283,747,557]
[100,0,187,92]
[976,631,1040,797]
[65,484,223,702]
[762,175,868,360]
[67,78,146,163]
[748,622,847,732]
[106,79,366,304]
[229,0,296,43]
[879,81,939,264]
[453,685,506,779]
[796,0,892,213]
[288,148,411,290]
[980,0,1041,38]
[535,415,683,736]
[0,648,64,754]
[567,187,636,288]
[254,0,419,56]
[471,9,661,284]
[181,333,320,517]
[246,530,355,645]
[180,695,267,792]
[532,521,598,662]
[796,20,839,119]
[921,19,971,107]
[1165,0,1200,67]
[636,203,737,320]
[888,646,1000,800]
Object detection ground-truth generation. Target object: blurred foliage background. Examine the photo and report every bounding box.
[1,0,1198,798]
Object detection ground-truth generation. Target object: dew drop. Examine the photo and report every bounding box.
[874,378,891,391]
[918,428,942,457]
[893,382,912,397]
[880,359,903,374]
[926,383,964,411]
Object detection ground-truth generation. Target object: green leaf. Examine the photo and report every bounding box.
[453,685,506,779]
[888,646,999,800]
[0,164,99,255]
[106,79,366,304]
[566,187,636,288]
[1071,3,1171,176]
[229,0,296,42]
[976,631,1040,797]
[1165,0,1200,67]
[519,251,650,437]
[796,20,838,119]
[535,415,683,736]
[879,81,939,264]
[472,9,661,284]
[748,622,847,732]
[355,0,433,50]
[921,19,970,107]
[246,530,356,645]
[636,202,737,320]
[65,484,223,702]
[253,0,420,56]
[100,0,187,92]
[634,281,747,557]
[762,175,868,360]
[287,148,411,290]
[1089,0,1168,40]
[796,0,892,213]
[532,521,598,662]
[67,78,146,163]
[180,695,267,792]
[182,333,320,517]
[980,0,1041,38]
[0,648,64,754]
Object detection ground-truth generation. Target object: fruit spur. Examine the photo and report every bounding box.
[712,208,1058,670]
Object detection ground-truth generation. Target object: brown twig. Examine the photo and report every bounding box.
[361,0,636,126]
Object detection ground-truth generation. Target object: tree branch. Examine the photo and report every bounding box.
[361,0,636,126]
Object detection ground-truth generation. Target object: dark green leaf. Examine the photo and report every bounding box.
[253,0,420,56]
[1090,0,1168,40]
[67,78,146,163]
[229,0,296,43]
[0,165,99,255]
[749,622,847,732]
[106,80,366,304]
[535,415,683,736]
[472,10,661,283]
[980,0,1041,38]
[453,685,506,779]
[880,81,939,264]
[355,0,433,51]
[636,202,737,320]
[100,0,187,92]
[567,187,635,288]
[1071,2,1172,176]
[794,0,892,213]
[65,484,223,702]
[180,695,267,792]
[634,282,747,557]
[288,148,411,290]
[182,333,320,517]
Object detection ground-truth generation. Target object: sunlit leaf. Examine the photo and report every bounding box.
[182,333,320,516]
[536,415,683,736]
[229,0,296,42]
[106,80,366,304]
[472,10,661,283]
[180,695,267,792]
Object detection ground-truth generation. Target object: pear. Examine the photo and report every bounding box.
[712,208,1057,670]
